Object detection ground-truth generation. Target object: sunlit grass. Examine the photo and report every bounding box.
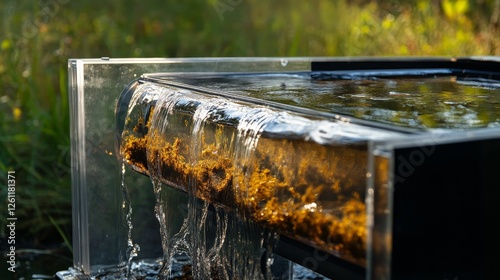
[0,0,498,252]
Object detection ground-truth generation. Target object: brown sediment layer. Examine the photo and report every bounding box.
[120,112,367,263]
[122,131,235,205]
[122,136,148,172]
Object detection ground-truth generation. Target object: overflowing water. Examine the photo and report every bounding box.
[115,73,500,279]
[116,81,401,279]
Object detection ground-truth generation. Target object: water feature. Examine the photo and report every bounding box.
[64,57,500,280]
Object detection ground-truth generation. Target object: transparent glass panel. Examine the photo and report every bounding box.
[367,144,393,280]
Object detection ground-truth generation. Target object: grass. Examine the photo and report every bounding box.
[0,0,499,260]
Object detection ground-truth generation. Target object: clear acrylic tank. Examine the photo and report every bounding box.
[60,57,500,280]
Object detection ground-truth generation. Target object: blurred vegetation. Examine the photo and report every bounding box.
[0,0,499,258]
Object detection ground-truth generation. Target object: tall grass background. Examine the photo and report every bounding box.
[0,0,499,263]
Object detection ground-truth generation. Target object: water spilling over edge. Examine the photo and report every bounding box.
[116,77,404,278]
